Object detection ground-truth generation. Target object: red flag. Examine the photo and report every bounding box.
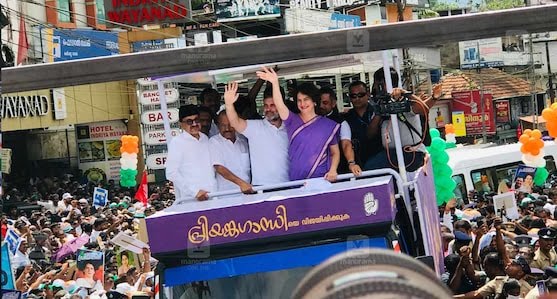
[17,14,28,65]
[134,171,148,206]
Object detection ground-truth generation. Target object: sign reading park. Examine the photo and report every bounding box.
[105,0,192,26]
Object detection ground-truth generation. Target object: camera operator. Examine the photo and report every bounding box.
[364,67,442,172]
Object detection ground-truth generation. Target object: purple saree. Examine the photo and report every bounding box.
[284,113,340,180]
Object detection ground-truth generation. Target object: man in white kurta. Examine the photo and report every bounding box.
[209,111,253,192]
[166,105,217,202]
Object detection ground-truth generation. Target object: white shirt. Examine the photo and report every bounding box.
[381,111,426,153]
[209,121,219,137]
[90,230,101,243]
[209,134,251,192]
[37,200,56,214]
[166,132,217,202]
[340,121,351,141]
[242,119,289,186]
[11,250,31,271]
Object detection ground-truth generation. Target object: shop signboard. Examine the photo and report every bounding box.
[1,148,12,174]
[141,108,180,125]
[1,93,50,119]
[76,120,128,182]
[289,0,359,9]
[104,0,192,27]
[329,13,361,29]
[139,88,179,106]
[144,129,180,146]
[52,88,67,120]
[452,111,467,137]
[495,100,511,123]
[451,90,495,135]
[216,0,280,22]
[459,37,504,69]
[146,153,167,170]
[43,28,119,62]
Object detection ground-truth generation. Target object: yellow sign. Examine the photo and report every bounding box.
[452,111,467,137]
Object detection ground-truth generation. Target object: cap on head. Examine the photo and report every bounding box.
[538,227,557,239]
[454,231,472,242]
[179,104,200,121]
[511,256,531,274]
[62,193,73,200]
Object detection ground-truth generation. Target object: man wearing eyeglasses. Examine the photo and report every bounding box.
[344,81,383,167]
[166,105,217,202]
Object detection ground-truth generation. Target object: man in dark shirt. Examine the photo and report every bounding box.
[344,81,383,167]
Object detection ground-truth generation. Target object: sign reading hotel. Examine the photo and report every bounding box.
[76,120,128,182]
[140,88,179,105]
[0,94,50,119]
[104,0,192,26]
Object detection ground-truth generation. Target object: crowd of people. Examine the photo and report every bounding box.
[1,175,174,298]
[167,66,443,201]
[442,187,557,298]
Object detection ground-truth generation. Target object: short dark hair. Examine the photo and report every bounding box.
[373,67,399,88]
[320,87,337,102]
[296,83,321,104]
[199,88,220,103]
[263,83,286,100]
[197,106,213,119]
[348,80,368,92]
[178,105,200,122]
[454,220,472,232]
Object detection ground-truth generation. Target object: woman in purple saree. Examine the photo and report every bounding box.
[257,67,341,181]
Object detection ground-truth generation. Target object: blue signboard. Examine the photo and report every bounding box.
[329,13,361,30]
[47,28,119,62]
[1,243,15,290]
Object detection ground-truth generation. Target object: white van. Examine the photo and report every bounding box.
[448,141,557,202]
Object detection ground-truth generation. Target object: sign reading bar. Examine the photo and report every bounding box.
[146,153,168,170]
[146,177,395,254]
[104,0,192,26]
[144,129,180,145]
[1,94,49,119]
[140,88,179,105]
[141,108,180,125]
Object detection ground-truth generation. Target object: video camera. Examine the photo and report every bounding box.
[373,92,412,117]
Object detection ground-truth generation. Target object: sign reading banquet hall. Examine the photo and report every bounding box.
[140,88,179,105]
[215,0,280,22]
[76,120,128,183]
[451,90,495,135]
[104,0,192,26]
[0,94,50,119]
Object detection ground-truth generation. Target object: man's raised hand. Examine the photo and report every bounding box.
[224,82,239,105]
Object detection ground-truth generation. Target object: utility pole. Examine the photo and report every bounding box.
[547,41,555,103]
[529,34,538,128]
[477,41,487,143]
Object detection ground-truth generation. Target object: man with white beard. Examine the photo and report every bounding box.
[224,81,289,186]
